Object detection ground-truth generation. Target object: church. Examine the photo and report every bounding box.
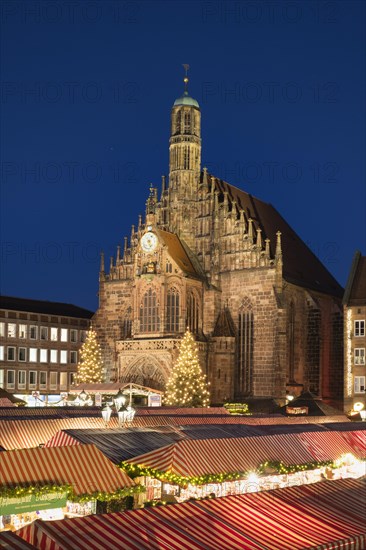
[93,74,344,406]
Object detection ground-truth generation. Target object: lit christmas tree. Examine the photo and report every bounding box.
[164,329,210,407]
[75,327,104,384]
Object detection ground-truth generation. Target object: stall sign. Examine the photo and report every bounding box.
[286,406,309,415]
[148,394,162,407]
[0,492,67,515]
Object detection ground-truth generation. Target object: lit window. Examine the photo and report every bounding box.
[40,327,48,340]
[80,330,86,342]
[50,371,57,389]
[60,350,67,364]
[50,328,58,341]
[60,328,68,342]
[50,350,58,363]
[0,322,4,337]
[29,371,37,388]
[355,320,365,337]
[0,369,4,386]
[7,347,15,361]
[18,370,26,389]
[70,350,77,364]
[39,371,47,389]
[69,372,75,386]
[354,348,365,365]
[18,347,26,362]
[0,346,4,361]
[70,329,77,343]
[354,376,365,394]
[60,372,67,390]
[40,349,48,363]
[19,324,27,339]
[7,370,15,389]
[7,324,16,338]
[29,326,37,339]
[29,348,37,362]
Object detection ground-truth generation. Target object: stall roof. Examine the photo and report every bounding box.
[69,383,163,396]
[15,477,366,550]
[0,530,37,549]
[0,444,134,495]
[45,429,186,463]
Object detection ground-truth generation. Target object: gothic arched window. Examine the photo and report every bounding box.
[140,288,159,332]
[288,301,295,382]
[166,287,180,332]
[187,292,200,334]
[184,111,191,133]
[121,307,132,339]
[237,299,254,395]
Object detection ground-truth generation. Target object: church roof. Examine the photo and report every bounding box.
[343,251,366,306]
[173,91,200,109]
[213,308,236,337]
[209,175,343,298]
[157,229,203,279]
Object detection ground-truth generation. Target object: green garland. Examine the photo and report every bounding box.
[0,483,145,503]
[119,458,362,487]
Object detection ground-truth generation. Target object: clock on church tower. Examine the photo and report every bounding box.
[140,230,158,253]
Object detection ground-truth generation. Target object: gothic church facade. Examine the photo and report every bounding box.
[93,79,343,405]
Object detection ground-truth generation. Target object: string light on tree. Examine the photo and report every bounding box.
[75,326,104,384]
[164,329,210,407]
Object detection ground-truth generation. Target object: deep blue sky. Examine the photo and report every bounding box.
[1,0,365,311]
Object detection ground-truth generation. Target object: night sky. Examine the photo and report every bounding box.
[1,0,365,312]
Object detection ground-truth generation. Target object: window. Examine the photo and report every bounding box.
[40,327,48,340]
[60,372,67,390]
[355,320,365,337]
[7,323,16,338]
[122,309,132,339]
[354,376,365,394]
[60,328,68,342]
[70,329,77,343]
[18,347,26,362]
[7,370,15,389]
[40,349,48,363]
[18,370,26,389]
[0,369,4,386]
[70,350,77,364]
[50,350,58,363]
[29,326,37,339]
[7,347,15,361]
[0,346,3,361]
[187,292,199,334]
[50,371,57,389]
[69,372,75,386]
[50,328,58,341]
[29,348,37,362]
[60,350,67,364]
[237,302,254,396]
[140,288,159,332]
[354,348,365,365]
[80,330,86,342]
[39,371,47,389]
[29,371,37,389]
[19,324,27,339]
[166,287,180,332]
[0,322,4,337]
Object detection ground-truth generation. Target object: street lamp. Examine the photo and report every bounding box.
[114,389,126,412]
[117,404,136,427]
[101,405,112,427]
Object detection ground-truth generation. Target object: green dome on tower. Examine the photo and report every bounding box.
[173,90,200,109]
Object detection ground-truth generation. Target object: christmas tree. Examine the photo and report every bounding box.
[164,329,210,407]
[75,327,104,384]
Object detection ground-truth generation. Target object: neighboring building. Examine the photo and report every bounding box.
[343,251,366,412]
[0,296,93,402]
[93,75,344,406]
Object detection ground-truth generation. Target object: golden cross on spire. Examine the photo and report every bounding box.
[182,64,190,92]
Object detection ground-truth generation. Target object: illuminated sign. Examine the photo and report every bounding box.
[286,406,308,415]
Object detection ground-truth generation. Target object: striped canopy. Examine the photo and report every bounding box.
[0,531,37,549]
[126,430,365,477]
[14,477,366,550]
[0,444,134,495]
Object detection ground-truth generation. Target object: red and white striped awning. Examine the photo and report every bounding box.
[0,530,37,549]
[14,477,366,550]
[0,444,134,495]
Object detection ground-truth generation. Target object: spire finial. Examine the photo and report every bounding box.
[182,64,190,93]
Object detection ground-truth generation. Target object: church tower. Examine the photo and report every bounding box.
[168,66,201,243]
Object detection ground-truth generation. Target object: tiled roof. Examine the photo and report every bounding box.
[0,295,94,318]
[209,174,343,298]
[157,229,204,279]
[343,251,366,305]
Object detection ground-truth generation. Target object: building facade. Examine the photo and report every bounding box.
[93,78,344,406]
[343,251,366,412]
[0,296,93,402]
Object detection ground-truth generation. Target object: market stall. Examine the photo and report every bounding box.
[13,477,366,550]
[0,444,136,532]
